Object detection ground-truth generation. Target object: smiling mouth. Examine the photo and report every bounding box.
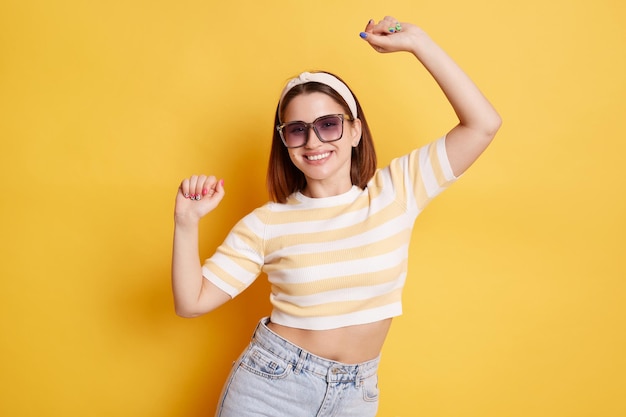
[306,152,331,161]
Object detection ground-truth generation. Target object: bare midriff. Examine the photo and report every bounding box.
[267,318,392,364]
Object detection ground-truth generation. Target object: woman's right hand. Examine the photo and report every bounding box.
[174,175,225,225]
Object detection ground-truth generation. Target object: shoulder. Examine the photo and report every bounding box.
[238,199,297,227]
[378,137,455,181]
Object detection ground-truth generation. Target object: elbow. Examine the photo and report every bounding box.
[473,109,501,142]
[485,111,503,139]
[174,304,206,318]
[471,113,502,150]
[175,310,201,319]
[461,111,502,145]
[475,113,502,150]
[172,279,231,318]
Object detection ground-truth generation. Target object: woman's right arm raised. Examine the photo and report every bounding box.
[171,175,231,317]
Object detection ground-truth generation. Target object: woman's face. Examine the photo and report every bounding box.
[281,92,362,197]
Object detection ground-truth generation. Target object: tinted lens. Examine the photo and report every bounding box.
[283,122,307,147]
[313,115,343,142]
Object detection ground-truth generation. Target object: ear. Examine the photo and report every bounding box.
[349,118,362,147]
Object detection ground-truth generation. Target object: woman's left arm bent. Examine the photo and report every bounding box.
[360,17,502,176]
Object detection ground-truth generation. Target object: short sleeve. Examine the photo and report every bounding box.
[201,209,267,298]
[382,136,458,214]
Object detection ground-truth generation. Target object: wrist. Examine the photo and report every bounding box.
[408,31,435,57]
[174,212,201,229]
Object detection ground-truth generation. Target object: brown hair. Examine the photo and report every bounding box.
[266,72,377,203]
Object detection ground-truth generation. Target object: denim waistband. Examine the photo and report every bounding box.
[250,317,380,383]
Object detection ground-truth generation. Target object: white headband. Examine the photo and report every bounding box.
[279,72,358,119]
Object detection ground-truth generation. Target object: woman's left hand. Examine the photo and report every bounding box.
[359,16,427,54]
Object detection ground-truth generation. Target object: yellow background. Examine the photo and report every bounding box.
[1,0,624,416]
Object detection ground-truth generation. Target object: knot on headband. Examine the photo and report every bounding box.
[279,72,358,119]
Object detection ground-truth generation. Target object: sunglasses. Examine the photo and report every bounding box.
[277,114,352,148]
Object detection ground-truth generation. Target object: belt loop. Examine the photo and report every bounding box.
[294,349,307,374]
[252,318,263,341]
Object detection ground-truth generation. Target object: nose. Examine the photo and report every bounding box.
[304,126,322,148]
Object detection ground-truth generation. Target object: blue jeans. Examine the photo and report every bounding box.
[215,317,380,417]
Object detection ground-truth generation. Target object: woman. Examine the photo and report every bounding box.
[172,16,501,417]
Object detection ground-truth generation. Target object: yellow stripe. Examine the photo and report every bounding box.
[203,262,248,292]
[387,156,407,206]
[269,195,370,224]
[217,224,263,262]
[265,203,407,251]
[429,140,449,187]
[214,243,262,275]
[367,170,385,200]
[264,229,411,272]
[408,149,428,211]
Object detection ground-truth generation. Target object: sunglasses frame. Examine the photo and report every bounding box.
[277,114,352,148]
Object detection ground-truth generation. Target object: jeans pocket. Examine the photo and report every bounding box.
[361,373,379,402]
[238,345,292,380]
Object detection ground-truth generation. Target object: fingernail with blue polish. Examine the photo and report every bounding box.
[359,32,367,39]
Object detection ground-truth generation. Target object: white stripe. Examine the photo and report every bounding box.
[266,206,370,237]
[213,250,259,282]
[241,211,267,238]
[419,144,443,198]
[437,136,457,180]
[270,302,403,331]
[265,215,410,261]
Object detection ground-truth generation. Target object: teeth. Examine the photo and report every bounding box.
[307,152,330,161]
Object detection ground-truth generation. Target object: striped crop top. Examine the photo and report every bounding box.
[202,137,458,330]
